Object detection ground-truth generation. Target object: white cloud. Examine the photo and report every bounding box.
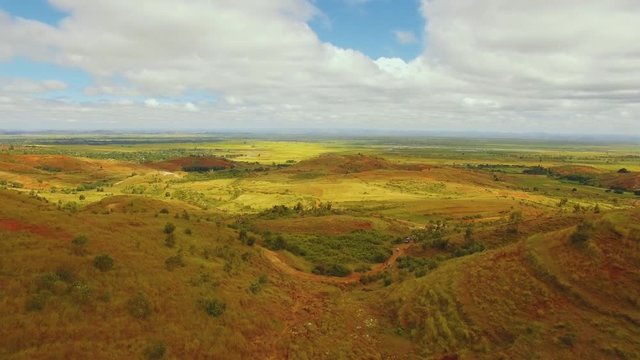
[1,79,66,93]
[144,98,160,108]
[0,0,638,134]
[184,102,199,112]
[394,30,417,45]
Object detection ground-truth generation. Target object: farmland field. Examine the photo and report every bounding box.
[1,135,639,359]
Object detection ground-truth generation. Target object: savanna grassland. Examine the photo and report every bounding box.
[0,135,639,359]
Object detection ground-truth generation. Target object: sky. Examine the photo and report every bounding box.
[0,0,638,135]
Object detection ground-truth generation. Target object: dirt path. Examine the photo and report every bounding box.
[261,243,412,285]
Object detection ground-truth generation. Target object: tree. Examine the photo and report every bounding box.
[617,168,630,174]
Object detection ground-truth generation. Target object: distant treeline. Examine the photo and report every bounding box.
[182,165,227,172]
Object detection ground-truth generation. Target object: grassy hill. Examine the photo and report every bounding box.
[0,137,639,359]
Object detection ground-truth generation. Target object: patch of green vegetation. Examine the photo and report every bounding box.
[265,230,392,271]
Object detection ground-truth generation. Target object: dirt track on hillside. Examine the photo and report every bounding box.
[262,243,412,285]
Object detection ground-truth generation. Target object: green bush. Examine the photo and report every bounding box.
[93,255,114,272]
[70,281,93,304]
[570,220,594,244]
[127,292,152,319]
[312,263,351,277]
[165,255,185,271]
[163,222,176,234]
[145,341,167,360]
[164,233,176,248]
[25,292,50,311]
[55,266,76,283]
[200,298,226,317]
[72,235,89,246]
[264,235,287,250]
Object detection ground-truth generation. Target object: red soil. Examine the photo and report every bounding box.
[0,218,72,240]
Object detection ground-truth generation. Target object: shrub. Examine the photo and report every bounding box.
[312,263,351,277]
[452,243,485,257]
[163,222,176,234]
[249,281,262,294]
[159,208,169,214]
[35,272,63,292]
[570,220,594,244]
[70,281,93,304]
[127,292,152,319]
[184,228,192,236]
[145,341,167,360]
[164,233,176,248]
[72,235,89,246]
[265,235,287,250]
[165,255,185,271]
[71,236,89,255]
[93,255,114,272]
[557,332,577,347]
[55,266,76,283]
[249,274,269,295]
[200,298,226,317]
[25,292,49,311]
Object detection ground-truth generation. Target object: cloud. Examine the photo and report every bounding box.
[184,102,199,112]
[144,98,160,108]
[0,0,638,134]
[1,79,67,93]
[394,30,418,45]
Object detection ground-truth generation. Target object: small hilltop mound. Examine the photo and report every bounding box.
[0,154,105,174]
[548,165,606,177]
[549,165,640,191]
[290,153,396,174]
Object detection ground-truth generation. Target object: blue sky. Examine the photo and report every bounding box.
[0,0,425,105]
[310,0,424,60]
[0,0,65,25]
[0,0,638,134]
